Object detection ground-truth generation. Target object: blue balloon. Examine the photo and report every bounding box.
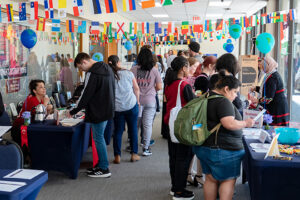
[223,43,227,50]
[256,32,275,54]
[20,29,37,49]
[227,39,232,44]
[225,43,234,53]
[229,24,242,39]
[124,40,133,51]
[92,52,103,62]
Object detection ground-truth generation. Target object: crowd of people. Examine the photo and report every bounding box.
[8,40,290,200]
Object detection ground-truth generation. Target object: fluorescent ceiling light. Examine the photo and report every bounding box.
[206,14,223,18]
[152,14,169,18]
[209,1,232,7]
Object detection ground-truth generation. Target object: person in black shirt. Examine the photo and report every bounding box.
[194,56,217,94]
[194,71,254,200]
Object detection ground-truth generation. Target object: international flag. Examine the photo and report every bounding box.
[66,20,75,32]
[141,0,155,9]
[167,22,175,34]
[155,22,162,34]
[194,24,203,33]
[266,14,271,24]
[6,4,14,22]
[58,0,67,18]
[244,16,249,28]
[182,0,197,3]
[161,0,174,6]
[30,1,39,20]
[117,22,125,35]
[52,19,61,32]
[0,5,2,23]
[19,3,27,21]
[289,9,295,21]
[181,21,189,34]
[36,18,46,31]
[78,21,87,33]
[283,13,288,22]
[261,13,267,25]
[104,0,117,13]
[129,22,137,35]
[204,20,212,32]
[73,0,84,16]
[142,22,150,34]
[44,0,54,19]
[90,21,100,35]
[123,0,136,11]
[216,19,223,31]
[229,18,235,26]
[277,13,284,23]
[89,0,102,14]
[104,22,112,37]
[190,26,195,37]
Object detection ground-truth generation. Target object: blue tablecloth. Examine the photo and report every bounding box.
[27,120,90,179]
[0,170,48,200]
[243,137,300,200]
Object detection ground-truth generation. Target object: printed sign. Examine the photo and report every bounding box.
[6,78,21,93]
[239,55,258,97]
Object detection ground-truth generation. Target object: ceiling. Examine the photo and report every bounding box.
[111,0,268,24]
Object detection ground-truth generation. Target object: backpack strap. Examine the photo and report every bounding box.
[175,80,184,107]
[209,123,221,146]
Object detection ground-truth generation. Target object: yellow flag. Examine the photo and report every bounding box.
[58,0,67,8]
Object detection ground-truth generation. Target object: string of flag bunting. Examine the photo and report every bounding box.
[0,1,296,46]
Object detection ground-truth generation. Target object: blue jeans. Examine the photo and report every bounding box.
[113,104,139,155]
[91,121,109,170]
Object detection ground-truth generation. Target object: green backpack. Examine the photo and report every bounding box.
[174,93,223,146]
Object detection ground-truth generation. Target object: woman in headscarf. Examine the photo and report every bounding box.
[250,56,290,126]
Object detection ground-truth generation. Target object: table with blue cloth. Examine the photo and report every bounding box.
[0,169,48,200]
[27,120,90,179]
[243,137,300,200]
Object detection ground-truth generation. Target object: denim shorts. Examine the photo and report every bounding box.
[193,146,245,181]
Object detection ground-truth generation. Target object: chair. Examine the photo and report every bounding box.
[0,111,11,126]
[0,139,23,169]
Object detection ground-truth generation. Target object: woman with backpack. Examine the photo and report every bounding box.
[193,71,254,200]
[107,55,140,163]
[164,56,196,200]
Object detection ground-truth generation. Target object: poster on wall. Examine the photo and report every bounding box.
[239,55,258,97]
[6,78,21,93]
[0,64,27,79]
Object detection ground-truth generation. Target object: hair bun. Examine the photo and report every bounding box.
[218,69,226,77]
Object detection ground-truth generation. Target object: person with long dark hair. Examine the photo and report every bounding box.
[164,56,195,199]
[108,55,140,163]
[131,48,162,156]
[194,71,254,200]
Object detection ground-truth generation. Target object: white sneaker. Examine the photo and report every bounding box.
[142,148,152,156]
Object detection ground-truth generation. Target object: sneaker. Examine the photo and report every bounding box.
[173,190,194,200]
[87,167,111,178]
[142,148,152,156]
[86,167,97,173]
[150,139,155,146]
[170,189,175,196]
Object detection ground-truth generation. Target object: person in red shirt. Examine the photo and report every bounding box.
[164,56,196,199]
[12,80,53,147]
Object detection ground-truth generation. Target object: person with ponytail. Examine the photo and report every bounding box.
[164,56,195,200]
[108,55,140,163]
[193,71,254,200]
[131,48,162,156]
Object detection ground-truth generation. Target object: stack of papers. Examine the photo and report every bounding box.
[60,118,83,126]
[0,126,12,137]
[243,128,262,139]
[4,169,43,179]
[250,143,271,153]
[0,181,26,192]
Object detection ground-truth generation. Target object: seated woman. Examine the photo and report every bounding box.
[250,56,290,126]
[193,71,254,200]
[12,80,53,147]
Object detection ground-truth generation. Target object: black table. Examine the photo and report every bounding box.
[243,137,300,200]
[27,120,90,179]
[0,169,48,200]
